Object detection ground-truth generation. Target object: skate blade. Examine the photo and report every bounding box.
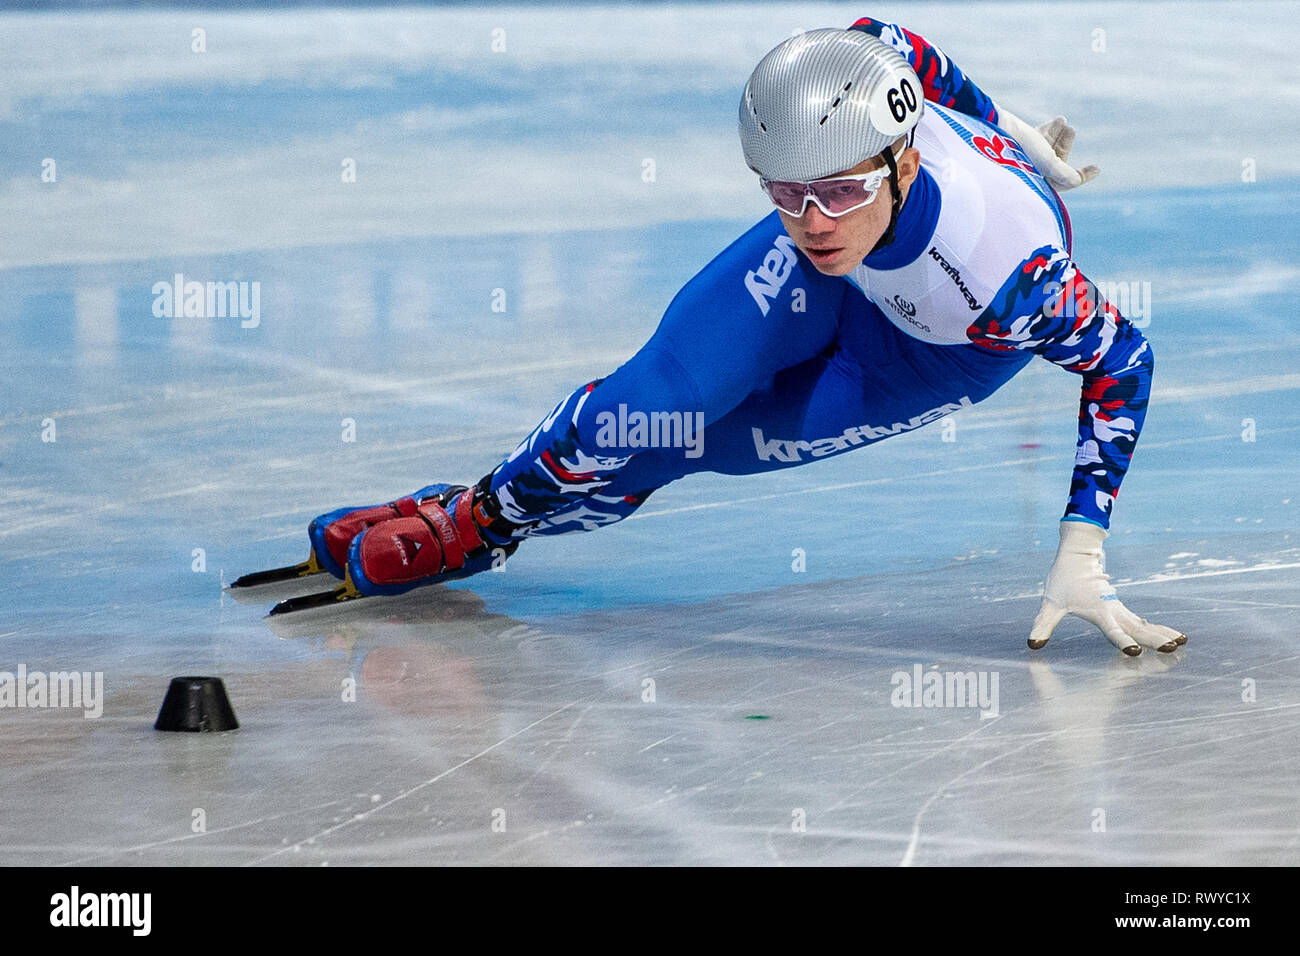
[229,553,324,589]
[267,576,363,616]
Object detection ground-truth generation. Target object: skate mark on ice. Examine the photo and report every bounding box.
[1172,593,1300,610]
[984,560,1300,603]
[899,734,1039,867]
[512,702,595,798]
[0,354,626,428]
[60,798,352,865]
[815,709,1011,827]
[638,733,678,754]
[896,706,1298,866]
[247,698,583,864]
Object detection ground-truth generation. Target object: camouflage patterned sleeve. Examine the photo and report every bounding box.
[965,246,1154,528]
[849,16,999,124]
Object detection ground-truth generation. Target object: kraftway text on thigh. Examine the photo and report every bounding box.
[752,395,972,462]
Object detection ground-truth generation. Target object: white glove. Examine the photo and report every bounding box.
[1029,520,1187,656]
[994,105,1100,191]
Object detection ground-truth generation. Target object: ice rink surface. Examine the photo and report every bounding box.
[1,1,1298,865]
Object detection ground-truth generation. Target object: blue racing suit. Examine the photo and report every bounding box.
[469,16,1152,546]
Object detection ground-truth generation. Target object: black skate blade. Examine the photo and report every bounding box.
[230,555,323,589]
[268,583,363,616]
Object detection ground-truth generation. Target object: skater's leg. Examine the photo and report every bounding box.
[485,295,1034,534]
[472,211,851,543]
[473,292,1035,540]
[331,265,1031,595]
[316,212,847,591]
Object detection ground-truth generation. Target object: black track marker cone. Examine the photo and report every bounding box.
[154,677,239,732]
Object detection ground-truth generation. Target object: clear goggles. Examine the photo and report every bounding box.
[759,167,891,218]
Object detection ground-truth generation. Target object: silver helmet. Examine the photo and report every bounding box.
[739,28,924,181]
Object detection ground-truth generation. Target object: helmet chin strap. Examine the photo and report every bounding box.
[868,144,903,255]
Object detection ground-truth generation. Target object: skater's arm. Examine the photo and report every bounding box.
[850,16,1099,190]
[967,247,1185,656]
[965,245,1152,530]
[849,16,999,124]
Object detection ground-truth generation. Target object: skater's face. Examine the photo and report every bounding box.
[776,142,921,276]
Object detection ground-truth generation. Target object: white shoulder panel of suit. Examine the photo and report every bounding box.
[846,102,1069,345]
